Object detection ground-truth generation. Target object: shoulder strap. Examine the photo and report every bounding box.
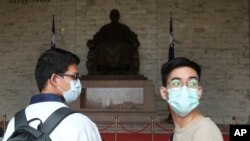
[170,132,174,141]
[14,109,27,129]
[40,107,76,134]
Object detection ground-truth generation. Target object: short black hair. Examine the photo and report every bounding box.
[161,57,201,87]
[35,48,80,91]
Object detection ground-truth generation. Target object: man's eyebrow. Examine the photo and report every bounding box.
[189,76,198,80]
[169,77,181,81]
[169,76,198,81]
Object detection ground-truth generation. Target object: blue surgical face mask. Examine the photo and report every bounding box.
[58,79,82,104]
[167,86,200,117]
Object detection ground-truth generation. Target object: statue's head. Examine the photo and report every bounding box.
[110,9,120,22]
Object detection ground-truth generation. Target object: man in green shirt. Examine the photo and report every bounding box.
[160,57,223,141]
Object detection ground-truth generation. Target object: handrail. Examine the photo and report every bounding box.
[97,114,174,141]
[151,115,154,141]
[98,115,174,133]
[1,114,7,133]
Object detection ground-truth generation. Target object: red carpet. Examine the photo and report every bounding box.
[101,133,229,141]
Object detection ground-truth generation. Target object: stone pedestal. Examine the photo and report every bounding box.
[70,79,159,123]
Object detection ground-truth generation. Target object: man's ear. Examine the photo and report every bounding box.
[198,86,203,99]
[50,74,60,86]
[160,86,168,100]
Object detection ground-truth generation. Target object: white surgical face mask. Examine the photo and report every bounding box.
[58,79,82,104]
[167,86,200,117]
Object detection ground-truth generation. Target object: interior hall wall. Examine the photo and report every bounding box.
[156,0,250,124]
[0,0,249,124]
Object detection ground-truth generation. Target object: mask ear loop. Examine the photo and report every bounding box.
[165,87,170,101]
[49,74,60,86]
[54,74,67,93]
[57,86,65,93]
[160,86,169,100]
[162,87,172,115]
[56,80,67,103]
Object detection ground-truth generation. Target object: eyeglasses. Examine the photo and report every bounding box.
[167,78,200,89]
[58,73,80,80]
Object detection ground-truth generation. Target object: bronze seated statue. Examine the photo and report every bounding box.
[86,9,140,75]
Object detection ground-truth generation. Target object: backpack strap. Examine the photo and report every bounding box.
[40,107,76,134]
[14,109,43,130]
[14,109,27,129]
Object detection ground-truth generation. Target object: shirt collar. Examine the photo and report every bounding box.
[30,93,65,104]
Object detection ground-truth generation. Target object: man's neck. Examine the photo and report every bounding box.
[172,110,204,129]
[41,86,60,95]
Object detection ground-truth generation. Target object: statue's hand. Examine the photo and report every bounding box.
[129,32,140,48]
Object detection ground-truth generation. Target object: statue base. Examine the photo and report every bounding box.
[70,78,159,123]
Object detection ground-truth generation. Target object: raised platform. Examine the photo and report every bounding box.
[70,78,159,123]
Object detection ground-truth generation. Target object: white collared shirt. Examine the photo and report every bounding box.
[2,102,101,141]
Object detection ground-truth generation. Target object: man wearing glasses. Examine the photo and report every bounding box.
[160,57,223,141]
[2,48,101,141]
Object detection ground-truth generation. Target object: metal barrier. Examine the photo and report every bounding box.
[98,115,173,141]
[1,114,7,136]
[3,114,7,133]
[151,115,154,141]
[115,115,118,141]
[1,113,174,141]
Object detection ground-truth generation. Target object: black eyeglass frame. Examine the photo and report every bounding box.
[167,77,201,89]
[57,73,80,80]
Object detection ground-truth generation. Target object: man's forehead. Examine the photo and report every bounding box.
[168,67,199,80]
[66,64,79,73]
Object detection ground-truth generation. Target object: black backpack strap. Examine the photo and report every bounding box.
[14,109,27,129]
[40,107,76,134]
